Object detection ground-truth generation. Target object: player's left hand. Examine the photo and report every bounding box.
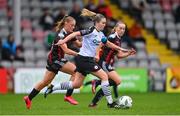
[130,48,136,55]
[94,55,100,62]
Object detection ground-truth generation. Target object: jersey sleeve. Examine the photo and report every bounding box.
[108,34,115,42]
[101,32,107,44]
[58,32,65,39]
[79,27,94,36]
[101,36,107,44]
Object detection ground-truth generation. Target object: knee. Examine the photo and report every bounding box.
[101,73,108,81]
[115,79,121,85]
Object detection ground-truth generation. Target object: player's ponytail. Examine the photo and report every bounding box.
[55,15,75,32]
[81,8,105,23]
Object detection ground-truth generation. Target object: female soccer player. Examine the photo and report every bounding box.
[23,16,81,109]
[44,9,130,108]
[88,21,136,107]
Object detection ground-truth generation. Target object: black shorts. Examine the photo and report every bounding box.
[46,58,68,74]
[98,60,114,72]
[75,55,101,76]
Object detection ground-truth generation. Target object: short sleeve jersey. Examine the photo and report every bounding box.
[79,26,106,57]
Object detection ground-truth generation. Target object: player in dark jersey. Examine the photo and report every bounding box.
[88,21,136,107]
[23,16,82,109]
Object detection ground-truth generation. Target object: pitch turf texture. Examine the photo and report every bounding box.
[0,93,180,115]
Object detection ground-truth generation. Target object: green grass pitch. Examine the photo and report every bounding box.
[0,93,180,115]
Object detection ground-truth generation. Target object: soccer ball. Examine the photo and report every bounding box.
[117,96,132,109]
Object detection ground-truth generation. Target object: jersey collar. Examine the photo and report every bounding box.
[115,32,121,39]
[62,28,68,34]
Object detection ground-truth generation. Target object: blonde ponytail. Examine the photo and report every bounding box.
[81,8,96,19]
[55,15,74,32]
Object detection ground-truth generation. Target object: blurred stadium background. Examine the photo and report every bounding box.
[0,0,180,115]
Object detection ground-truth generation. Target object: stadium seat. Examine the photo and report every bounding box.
[35,50,47,60]
[0,28,10,38]
[155,20,165,31]
[36,59,46,67]
[127,60,138,68]
[0,60,12,68]
[165,21,176,31]
[24,50,35,62]
[21,8,30,19]
[144,19,153,29]
[24,61,35,67]
[32,29,45,41]
[21,19,32,30]
[115,60,127,68]
[157,30,166,40]
[22,39,34,50]
[22,29,32,38]
[163,12,174,21]
[138,59,149,68]
[169,39,179,50]
[33,40,45,50]
[30,0,40,9]
[167,30,178,40]
[148,60,161,70]
[153,11,163,21]
[154,81,164,91]
[12,61,24,68]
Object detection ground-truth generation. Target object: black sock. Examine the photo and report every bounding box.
[113,85,118,98]
[28,88,40,101]
[91,88,104,104]
[109,79,118,98]
[84,81,92,86]
[109,79,116,86]
[95,80,101,88]
[66,89,74,97]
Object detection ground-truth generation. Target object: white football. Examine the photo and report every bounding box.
[117,96,133,109]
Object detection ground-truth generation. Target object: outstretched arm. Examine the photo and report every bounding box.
[60,43,78,56]
[106,40,130,52]
[56,31,81,45]
[117,48,136,59]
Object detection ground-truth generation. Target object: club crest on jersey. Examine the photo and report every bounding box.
[93,39,101,45]
[94,65,99,70]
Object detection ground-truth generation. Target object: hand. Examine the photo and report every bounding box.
[130,48,136,55]
[94,55,100,62]
[55,40,65,46]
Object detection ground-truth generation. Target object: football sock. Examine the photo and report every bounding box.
[113,85,118,98]
[28,88,40,100]
[101,81,113,104]
[66,89,74,97]
[91,88,104,104]
[84,81,91,86]
[95,80,101,88]
[53,81,73,91]
[109,79,118,98]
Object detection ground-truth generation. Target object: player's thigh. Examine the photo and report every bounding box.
[60,61,76,75]
[107,71,121,85]
[92,69,108,81]
[72,72,85,88]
